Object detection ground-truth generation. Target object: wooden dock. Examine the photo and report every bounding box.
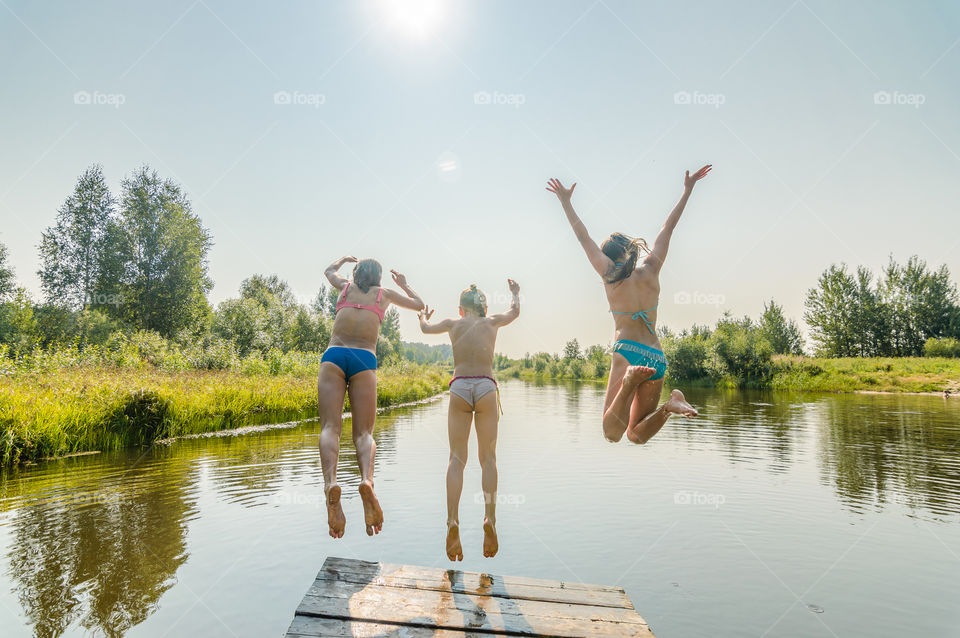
[284,556,655,637]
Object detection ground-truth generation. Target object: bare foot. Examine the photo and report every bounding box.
[482,518,499,558]
[623,365,656,388]
[358,480,384,536]
[663,389,698,417]
[446,523,463,561]
[325,484,345,539]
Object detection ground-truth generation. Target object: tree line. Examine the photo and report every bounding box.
[1,165,959,366]
[0,164,407,364]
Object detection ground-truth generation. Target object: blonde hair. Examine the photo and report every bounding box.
[459,284,487,317]
[600,233,649,284]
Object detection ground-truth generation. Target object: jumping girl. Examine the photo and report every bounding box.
[546,165,711,444]
[419,280,520,561]
[319,255,425,538]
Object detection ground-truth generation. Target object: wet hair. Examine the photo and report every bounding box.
[600,233,649,284]
[459,284,488,317]
[352,258,382,293]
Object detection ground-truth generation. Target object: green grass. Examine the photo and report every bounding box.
[769,356,960,393]
[0,363,448,466]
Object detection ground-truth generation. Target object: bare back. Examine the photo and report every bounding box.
[604,258,661,348]
[329,286,387,351]
[448,315,500,377]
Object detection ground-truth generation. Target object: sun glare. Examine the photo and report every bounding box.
[380,0,446,37]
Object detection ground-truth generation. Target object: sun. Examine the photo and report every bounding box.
[379,0,446,38]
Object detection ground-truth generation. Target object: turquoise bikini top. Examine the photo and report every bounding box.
[610,304,658,336]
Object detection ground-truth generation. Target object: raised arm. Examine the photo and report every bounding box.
[490,279,521,327]
[383,269,426,312]
[546,179,612,278]
[647,165,712,271]
[418,305,455,334]
[324,255,357,290]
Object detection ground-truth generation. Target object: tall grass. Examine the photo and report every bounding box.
[0,362,448,466]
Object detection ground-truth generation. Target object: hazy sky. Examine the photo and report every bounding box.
[2,0,958,356]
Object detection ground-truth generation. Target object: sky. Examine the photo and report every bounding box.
[1,0,959,357]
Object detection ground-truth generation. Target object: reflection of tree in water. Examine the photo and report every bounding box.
[678,388,802,474]
[5,459,197,637]
[199,410,406,506]
[816,394,960,518]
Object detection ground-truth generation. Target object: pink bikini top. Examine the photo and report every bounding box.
[335,282,385,323]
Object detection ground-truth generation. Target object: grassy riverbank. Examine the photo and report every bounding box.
[499,355,960,394]
[768,356,960,393]
[0,363,447,465]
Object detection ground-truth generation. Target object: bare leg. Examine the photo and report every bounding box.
[446,394,473,561]
[474,390,500,558]
[626,382,698,444]
[347,370,383,536]
[602,358,656,442]
[318,362,347,538]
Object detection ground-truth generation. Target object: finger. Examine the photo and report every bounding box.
[570,183,576,192]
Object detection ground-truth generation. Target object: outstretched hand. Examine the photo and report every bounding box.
[419,305,434,321]
[507,278,520,295]
[390,269,408,288]
[684,165,712,191]
[546,178,576,203]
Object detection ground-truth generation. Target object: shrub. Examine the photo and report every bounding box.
[924,337,960,358]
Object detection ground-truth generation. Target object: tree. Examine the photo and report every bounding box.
[880,256,959,356]
[0,242,15,301]
[211,298,268,357]
[240,274,297,309]
[804,264,859,357]
[38,165,115,310]
[758,300,804,355]
[104,167,212,337]
[563,338,582,361]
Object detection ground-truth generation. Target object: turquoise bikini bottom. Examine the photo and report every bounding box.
[612,340,667,380]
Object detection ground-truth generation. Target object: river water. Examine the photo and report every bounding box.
[1,381,958,637]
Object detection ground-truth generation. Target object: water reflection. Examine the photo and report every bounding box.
[813,394,960,518]
[3,458,196,637]
[0,386,958,636]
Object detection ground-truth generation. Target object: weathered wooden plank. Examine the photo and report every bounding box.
[316,559,633,609]
[286,614,492,637]
[323,556,627,595]
[296,579,653,638]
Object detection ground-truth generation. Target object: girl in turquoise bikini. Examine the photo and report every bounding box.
[547,165,711,444]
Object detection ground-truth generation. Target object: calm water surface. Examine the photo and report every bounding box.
[1,382,959,637]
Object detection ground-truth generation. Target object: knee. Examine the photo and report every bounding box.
[448,452,467,470]
[478,451,497,469]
